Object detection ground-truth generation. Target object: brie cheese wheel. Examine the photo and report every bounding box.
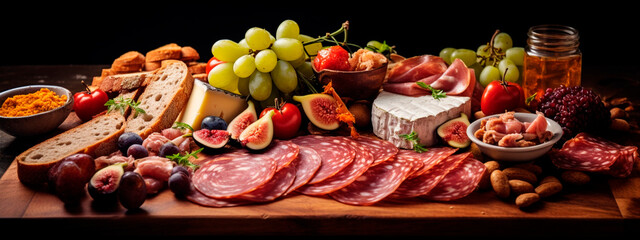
[177,80,248,130]
[371,91,471,149]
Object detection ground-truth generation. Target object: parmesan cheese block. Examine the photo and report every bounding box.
[177,80,248,130]
[371,91,471,149]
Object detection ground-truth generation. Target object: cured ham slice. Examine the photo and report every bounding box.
[352,135,399,166]
[550,132,638,177]
[386,55,448,83]
[423,157,486,201]
[191,154,277,199]
[329,156,415,206]
[297,137,374,195]
[291,135,356,184]
[421,58,474,97]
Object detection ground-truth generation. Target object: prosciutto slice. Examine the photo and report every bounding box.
[386,55,448,83]
[418,58,474,97]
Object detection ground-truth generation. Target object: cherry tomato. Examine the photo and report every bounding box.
[260,102,302,140]
[312,45,351,71]
[480,80,525,116]
[206,57,224,75]
[73,82,109,122]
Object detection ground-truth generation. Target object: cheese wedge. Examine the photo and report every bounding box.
[177,80,248,131]
[371,91,471,149]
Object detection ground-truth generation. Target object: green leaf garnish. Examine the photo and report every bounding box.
[416,82,446,100]
[399,131,429,153]
[173,122,194,132]
[105,96,145,117]
[166,147,202,171]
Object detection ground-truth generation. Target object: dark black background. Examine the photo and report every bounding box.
[1,3,637,68]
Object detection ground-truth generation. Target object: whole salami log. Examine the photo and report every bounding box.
[291,135,356,184]
[296,137,374,195]
[191,154,277,199]
[388,152,471,199]
[423,157,486,201]
[283,146,322,195]
[352,135,398,166]
[329,156,415,205]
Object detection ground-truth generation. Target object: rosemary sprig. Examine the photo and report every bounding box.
[172,122,194,132]
[166,147,202,171]
[105,96,145,117]
[399,131,428,153]
[416,82,447,100]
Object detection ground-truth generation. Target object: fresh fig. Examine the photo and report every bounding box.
[437,113,471,148]
[293,93,340,130]
[227,100,258,140]
[87,163,125,203]
[193,129,230,149]
[118,171,147,210]
[238,109,275,150]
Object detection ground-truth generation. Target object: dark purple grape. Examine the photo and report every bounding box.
[168,171,191,197]
[118,132,143,155]
[158,142,180,157]
[127,144,149,159]
[53,161,86,204]
[118,171,147,210]
[201,116,228,130]
[171,165,190,176]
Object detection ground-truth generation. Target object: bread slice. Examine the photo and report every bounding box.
[98,70,155,94]
[145,43,182,62]
[125,60,194,139]
[16,112,126,186]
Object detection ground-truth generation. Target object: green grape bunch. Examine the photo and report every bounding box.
[439,30,525,87]
[208,19,321,102]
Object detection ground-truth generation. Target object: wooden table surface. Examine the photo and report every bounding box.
[0,65,639,237]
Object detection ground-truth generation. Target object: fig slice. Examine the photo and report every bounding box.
[238,109,275,150]
[293,93,340,131]
[193,129,230,149]
[437,113,471,148]
[227,100,258,140]
[87,163,125,203]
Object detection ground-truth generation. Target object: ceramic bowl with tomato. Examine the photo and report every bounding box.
[0,85,73,137]
[313,62,388,100]
[466,112,563,162]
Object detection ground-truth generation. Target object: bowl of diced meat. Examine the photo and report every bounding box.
[467,111,563,162]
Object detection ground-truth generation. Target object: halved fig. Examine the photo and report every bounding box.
[238,109,274,150]
[193,129,230,149]
[437,113,471,148]
[293,93,340,130]
[87,163,125,203]
[227,100,258,140]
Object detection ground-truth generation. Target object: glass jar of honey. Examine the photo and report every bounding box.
[523,25,582,101]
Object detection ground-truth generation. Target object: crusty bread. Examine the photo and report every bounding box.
[98,70,155,94]
[16,113,126,186]
[145,43,182,62]
[125,60,194,139]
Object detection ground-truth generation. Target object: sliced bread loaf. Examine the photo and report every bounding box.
[16,112,126,186]
[125,60,194,139]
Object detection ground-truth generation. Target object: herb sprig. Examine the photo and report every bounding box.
[399,131,428,153]
[166,148,202,171]
[416,82,446,100]
[105,96,146,117]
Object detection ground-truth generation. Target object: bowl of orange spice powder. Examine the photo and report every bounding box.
[0,85,73,137]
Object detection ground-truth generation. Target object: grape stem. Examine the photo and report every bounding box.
[302,21,361,56]
[479,30,506,67]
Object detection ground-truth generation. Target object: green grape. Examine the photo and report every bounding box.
[439,47,456,65]
[245,27,272,51]
[506,47,525,66]
[271,38,304,61]
[276,19,300,39]
[298,34,322,58]
[450,48,477,67]
[476,45,491,58]
[498,59,519,83]
[295,61,313,81]
[208,62,239,91]
[288,51,306,68]
[211,39,249,62]
[271,60,298,94]
[479,65,501,87]
[238,39,249,49]
[248,71,272,101]
[237,77,250,96]
[233,55,256,78]
[493,32,513,52]
[255,49,278,72]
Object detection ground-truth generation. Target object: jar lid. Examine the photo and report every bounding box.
[527,25,580,53]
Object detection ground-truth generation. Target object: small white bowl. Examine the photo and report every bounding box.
[466,112,563,162]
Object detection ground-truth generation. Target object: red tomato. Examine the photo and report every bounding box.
[206,57,224,75]
[260,102,302,140]
[480,80,525,116]
[312,45,351,71]
[73,85,109,122]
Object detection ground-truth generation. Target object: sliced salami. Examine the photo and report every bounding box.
[405,147,458,178]
[297,137,374,196]
[291,135,356,184]
[329,155,414,205]
[551,132,638,177]
[388,152,471,199]
[352,135,398,166]
[239,163,297,202]
[186,185,251,207]
[423,157,486,201]
[192,154,277,199]
[260,140,300,171]
[284,146,322,195]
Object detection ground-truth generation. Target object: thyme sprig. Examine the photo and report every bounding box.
[105,96,145,117]
[166,148,202,171]
[399,131,429,153]
[416,82,447,100]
